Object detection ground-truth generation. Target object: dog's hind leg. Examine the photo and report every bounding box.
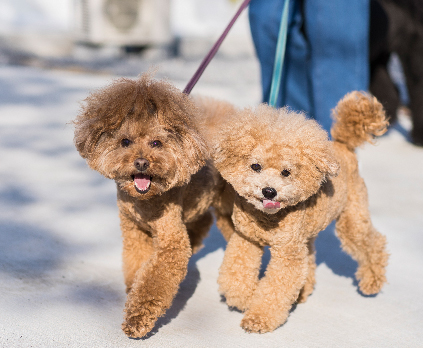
[186,210,214,253]
[335,177,388,295]
[213,179,236,241]
[214,210,235,241]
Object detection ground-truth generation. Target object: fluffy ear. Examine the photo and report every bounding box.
[314,153,340,178]
[73,119,90,159]
[73,78,137,159]
[146,80,211,183]
[302,142,340,179]
[73,117,106,160]
[172,124,210,181]
[212,133,256,175]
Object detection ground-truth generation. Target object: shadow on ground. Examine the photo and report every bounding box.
[0,220,69,278]
[0,72,84,108]
[256,222,358,281]
[141,219,364,338]
[315,222,358,279]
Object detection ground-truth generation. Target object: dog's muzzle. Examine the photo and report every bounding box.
[262,187,277,199]
[262,187,280,209]
[134,158,150,172]
[133,158,151,194]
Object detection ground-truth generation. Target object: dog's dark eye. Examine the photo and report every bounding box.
[121,138,132,147]
[150,140,162,148]
[251,163,261,172]
[281,169,291,177]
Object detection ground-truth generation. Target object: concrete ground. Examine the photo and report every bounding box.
[0,56,422,347]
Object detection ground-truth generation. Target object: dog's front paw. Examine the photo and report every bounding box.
[356,264,387,295]
[218,278,257,311]
[241,310,287,334]
[122,300,163,338]
[122,316,153,338]
[223,291,253,312]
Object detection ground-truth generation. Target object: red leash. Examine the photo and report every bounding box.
[183,0,252,95]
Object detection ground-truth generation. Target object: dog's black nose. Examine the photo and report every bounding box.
[262,187,277,199]
[134,158,150,172]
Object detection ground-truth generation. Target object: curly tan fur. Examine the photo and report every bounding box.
[73,74,218,338]
[206,92,389,333]
[331,91,389,150]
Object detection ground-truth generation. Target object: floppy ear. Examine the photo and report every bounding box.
[302,143,340,179]
[73,121,88,158]
[175,124,210,179]
[212,132,256,176]
[74,117,106,160]
[73,78,137,159]
[314,153,340,178]
[147,81,211,183]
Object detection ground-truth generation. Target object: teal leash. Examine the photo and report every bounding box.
[268,0,290,107]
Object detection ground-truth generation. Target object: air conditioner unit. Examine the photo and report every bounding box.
[74,0,172,46]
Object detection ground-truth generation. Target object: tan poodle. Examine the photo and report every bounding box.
[73,74,219,338]
[200,92,389,333]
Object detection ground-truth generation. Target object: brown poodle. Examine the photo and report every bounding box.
[201,92,389,333]
[73,74,218,338]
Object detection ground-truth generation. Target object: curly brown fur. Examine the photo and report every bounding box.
[194,96,239,241]
[73,74,218,338]
[208,92,389,333]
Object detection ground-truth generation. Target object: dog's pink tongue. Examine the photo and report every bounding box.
[134,174,151,192]
[263,200,281,209]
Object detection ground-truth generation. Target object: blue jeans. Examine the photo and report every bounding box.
[249,0,369,132]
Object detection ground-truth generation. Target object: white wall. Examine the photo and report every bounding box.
[171,0,254,57]
[171,0,246,37]
[0,0,254,57]
[0,0,73,34]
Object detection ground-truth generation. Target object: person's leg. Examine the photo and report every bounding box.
[304,0,370,132]
[249,0,311,114]
[280,0,312,114]
[249,0,282,105]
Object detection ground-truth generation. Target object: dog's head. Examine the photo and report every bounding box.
[73,74,209,199]
[213,104,339,214]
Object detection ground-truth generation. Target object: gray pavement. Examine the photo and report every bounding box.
[0,59,422,347]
